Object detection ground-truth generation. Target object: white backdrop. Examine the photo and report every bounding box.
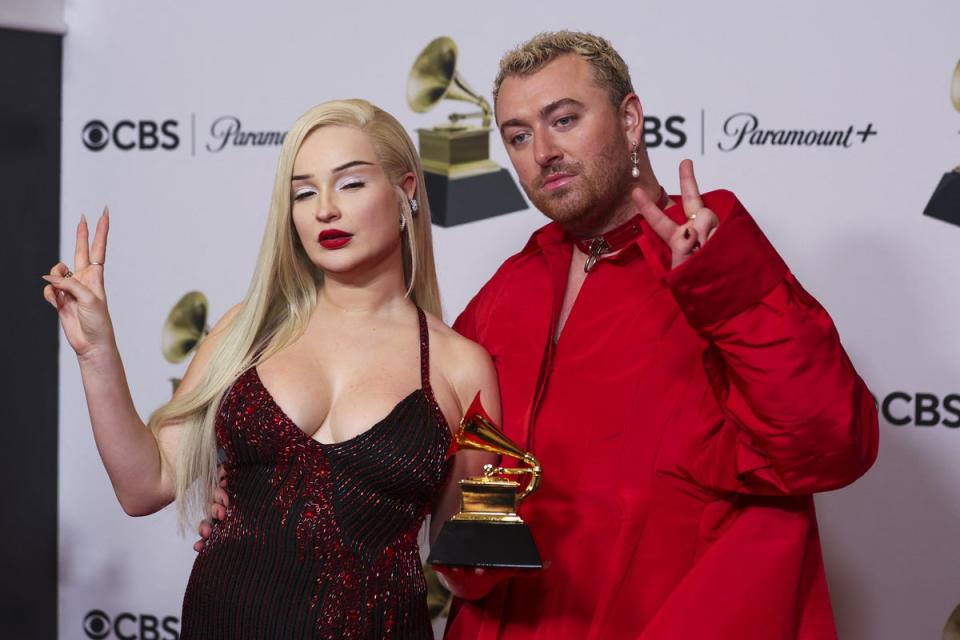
[59,1,960,638]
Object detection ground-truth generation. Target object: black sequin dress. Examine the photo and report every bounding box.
[181,308,452,639]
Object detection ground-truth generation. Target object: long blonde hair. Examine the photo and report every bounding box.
[148,99,442,526]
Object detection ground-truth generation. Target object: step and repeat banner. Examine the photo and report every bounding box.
[59,2,959,639]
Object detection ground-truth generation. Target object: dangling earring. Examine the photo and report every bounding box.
[409,198,419,213]
[630,142,640,179]
[400,214,407,232]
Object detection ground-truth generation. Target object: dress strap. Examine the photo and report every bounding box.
[416,307,451,432]
[416,307,432,393]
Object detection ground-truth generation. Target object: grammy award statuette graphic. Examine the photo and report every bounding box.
[945,601,960,640]
[161,291,210,392]
[428,393,543,569]
[924,59,960,227]
[407,37,527,227]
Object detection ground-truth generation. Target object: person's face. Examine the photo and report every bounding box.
[496,54,635,233]
[290,126,413,278]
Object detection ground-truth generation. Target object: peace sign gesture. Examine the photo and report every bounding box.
[632,160,719,269]
[42,208,115,359]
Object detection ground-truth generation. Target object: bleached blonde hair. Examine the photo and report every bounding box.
[148,99,442,526]
[493,30,634,110]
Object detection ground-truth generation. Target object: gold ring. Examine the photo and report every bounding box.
[90,261,103,266]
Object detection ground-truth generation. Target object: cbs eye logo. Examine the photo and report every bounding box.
[83,610,111,639]
[82,608,180,640]
[82,119,180,152]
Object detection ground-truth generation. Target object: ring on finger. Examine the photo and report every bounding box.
[90,261,103,267]
[688,212,697,221]
[65,271,73,278]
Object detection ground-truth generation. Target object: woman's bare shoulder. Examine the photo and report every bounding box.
[209,302,244,338]
[422,309,491,366]
[422,310,497,411]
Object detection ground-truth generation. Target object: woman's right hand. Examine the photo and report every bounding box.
[193,465,230,552]
[42,209,115,359]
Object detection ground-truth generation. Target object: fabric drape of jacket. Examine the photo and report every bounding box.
[444,190,878,640]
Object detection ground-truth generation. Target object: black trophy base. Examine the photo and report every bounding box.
[424,168,527,228]
[924,171,960,228]
[427,519,543,569]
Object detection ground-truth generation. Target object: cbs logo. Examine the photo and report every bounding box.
[643,115,687,149]
[877,392,960,428]
[83,609,180,640]
[82,119,180,152]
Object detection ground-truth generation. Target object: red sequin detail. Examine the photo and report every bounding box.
[181,308,451,639]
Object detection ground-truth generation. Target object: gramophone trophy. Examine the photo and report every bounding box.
[924,59,960,227]
[428,394,543,569]
[407,36,527,227]
[161,291,210,392]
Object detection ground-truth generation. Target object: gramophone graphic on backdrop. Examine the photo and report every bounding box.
[407,37,527,227]
[161,291,210,392]
[924,59,960,228]
[945,601,960,640]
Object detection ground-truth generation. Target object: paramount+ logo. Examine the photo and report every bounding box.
[875,391,960,428]
[82,119,179,152]
[83,609,179,640]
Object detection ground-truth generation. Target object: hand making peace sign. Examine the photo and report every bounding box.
[41,208,115,359]
[632,159,719,269]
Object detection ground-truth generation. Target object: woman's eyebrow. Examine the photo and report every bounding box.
[291,160,375,182]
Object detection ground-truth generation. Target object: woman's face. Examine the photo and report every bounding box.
[290,125,413,279]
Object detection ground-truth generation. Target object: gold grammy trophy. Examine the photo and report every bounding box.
[161,291,210,392]
[407,36,526,227]
[428,394,543,569]
[925,59,960,226]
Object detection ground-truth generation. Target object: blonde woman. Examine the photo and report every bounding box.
[43,99,498,639]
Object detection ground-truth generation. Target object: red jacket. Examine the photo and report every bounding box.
[445,190,878,640]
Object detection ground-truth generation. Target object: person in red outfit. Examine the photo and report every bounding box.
[194,31,878,639]
[436,31,879,640]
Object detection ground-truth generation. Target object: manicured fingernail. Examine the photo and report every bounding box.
[81,213,87,225]
[103,206,110,217]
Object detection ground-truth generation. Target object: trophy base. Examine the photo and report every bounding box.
[424,168,527,228]
[427,519,543,569]
[923,170,960,228]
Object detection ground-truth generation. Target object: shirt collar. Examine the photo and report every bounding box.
[517,193,682,265]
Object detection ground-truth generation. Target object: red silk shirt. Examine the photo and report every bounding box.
[445,190,878,640]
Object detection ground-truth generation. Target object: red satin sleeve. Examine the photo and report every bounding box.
[661,191,879,495]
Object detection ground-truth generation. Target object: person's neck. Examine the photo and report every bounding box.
[316,259,410,317]
[564,181,665,239]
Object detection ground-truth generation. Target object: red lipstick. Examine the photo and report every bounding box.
[318,229,353,249]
